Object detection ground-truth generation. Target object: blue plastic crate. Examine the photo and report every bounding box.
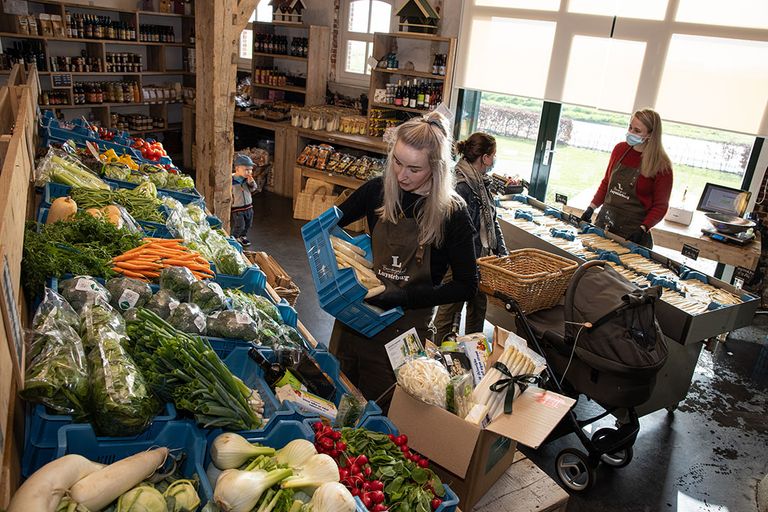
[55,420,213,504]
[103,177,205,207]
[214,264,268,295]
[202,419,314,469]
[301,207,403,338]
[22,402,177,478]
[221,347,282,420]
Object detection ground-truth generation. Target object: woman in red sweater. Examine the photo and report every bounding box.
[581,108,673,248]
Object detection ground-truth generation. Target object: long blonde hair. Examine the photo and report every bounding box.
[634,108,673,178]
[377,112,464,248]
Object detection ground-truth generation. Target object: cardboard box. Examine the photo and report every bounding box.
[664,206,693,226]
[388,327,575,510]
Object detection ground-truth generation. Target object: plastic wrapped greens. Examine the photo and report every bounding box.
[123,307,140,323]
[226,289,283,325]
[32,287,80,331]
[106,276,153,311]
[85,315,159,436]
[146,289,181,319]
[206,311,261,341]
[203,230,249,276]
[276,324,306,350]
[160,266,197,302]
[189,280,227,314]
[59,276,111,313]
[21,293,90,416]
[80,303,127,339]
[168,303,207,335]
[185,204,210,226]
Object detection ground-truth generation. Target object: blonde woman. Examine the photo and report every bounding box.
[329,112,478,412]
[581,108,673,248]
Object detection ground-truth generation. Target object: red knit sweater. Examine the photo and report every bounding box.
[590,142,673,228]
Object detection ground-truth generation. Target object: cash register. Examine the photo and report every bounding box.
[697,183,755,245]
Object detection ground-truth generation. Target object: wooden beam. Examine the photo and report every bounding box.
[195,0,258,232]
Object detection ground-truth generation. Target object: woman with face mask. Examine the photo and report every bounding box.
[329,112,478,413]
[432,132,507,343]
[580,108,673,248]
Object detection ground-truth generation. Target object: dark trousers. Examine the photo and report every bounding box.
[231,208,253,238]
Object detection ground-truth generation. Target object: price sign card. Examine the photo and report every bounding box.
[681,244,700,260]
[385,328,424,371]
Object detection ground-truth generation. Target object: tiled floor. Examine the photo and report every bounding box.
[248,191,768,512]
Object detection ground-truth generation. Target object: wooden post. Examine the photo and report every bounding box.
[195,0,257,231]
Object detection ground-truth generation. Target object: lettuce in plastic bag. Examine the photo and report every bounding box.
[106,276,153,311]
[59,276,111,313]
[168,303,207,335]
[159,266,197,302]
[146,289,180,319]
[206,311,261,341]
[190,280,227,314]
[32,288,80,332]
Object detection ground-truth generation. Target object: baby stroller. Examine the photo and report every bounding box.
[487,260,668,492]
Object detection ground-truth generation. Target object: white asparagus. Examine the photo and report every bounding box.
[69,447,169,511]
[335,254,382,288]
[330,236,366,257]
[333,243,374,269]
[365,285,386,298]
[7,455,104,512]
[335,251,377,279]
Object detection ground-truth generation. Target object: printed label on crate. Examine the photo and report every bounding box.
[275,384,338,420]
[385,328,423,371]
[681,244,700,260]
[118,289,140,310]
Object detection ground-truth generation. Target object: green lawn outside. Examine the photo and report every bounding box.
[493,136,743,208]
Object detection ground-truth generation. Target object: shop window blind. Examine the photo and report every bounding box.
[456,2,768,135]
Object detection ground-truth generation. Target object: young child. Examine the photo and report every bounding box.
[231,153,258,246]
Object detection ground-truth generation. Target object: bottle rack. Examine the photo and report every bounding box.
[250,21,330,107]
[367,32,457,134]
[0,0,195,137]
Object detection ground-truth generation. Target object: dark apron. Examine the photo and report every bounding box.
[328,215,434,413]
[595,148,653,248]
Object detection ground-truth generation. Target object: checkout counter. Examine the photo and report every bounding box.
[492,194,760,416]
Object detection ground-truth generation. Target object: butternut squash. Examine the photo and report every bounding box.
[46,197,77,224]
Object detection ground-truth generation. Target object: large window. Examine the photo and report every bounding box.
[338,0,393,84]
[239,1,272,61]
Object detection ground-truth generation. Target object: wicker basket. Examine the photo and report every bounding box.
[245,251,300,307]
[478,248,578,314]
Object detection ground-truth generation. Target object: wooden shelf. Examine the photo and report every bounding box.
[251,52,308,62]
[233,115,291,131]
[0,32,191,47]
[2,70,193,76]
[251,83,306,94]
[370,102,431,115]
[297,166,367,190]
[376,31,453,43]
[296,128,387,154]
[137,10,193,19]
[42,100,183,109]
[254,21,309,29]
[372,68,445,80]
[125,123,182,135]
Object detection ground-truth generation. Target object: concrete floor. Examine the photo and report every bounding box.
[248,191,768,512]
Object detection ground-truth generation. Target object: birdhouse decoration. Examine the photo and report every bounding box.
[269,0,305,24]
[396,0,440,34]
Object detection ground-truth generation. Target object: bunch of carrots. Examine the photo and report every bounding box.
[111,238,214,281]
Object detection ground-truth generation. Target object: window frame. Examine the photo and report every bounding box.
[336,0,394,86]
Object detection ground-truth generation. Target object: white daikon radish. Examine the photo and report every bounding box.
[7,454,103,512]
[69,447,169,511]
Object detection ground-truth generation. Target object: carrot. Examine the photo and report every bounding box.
[112,267,147,280]
[115,261,163,271]
[144,238,183,243]
[160,259,200,267]
[140,271,160,278]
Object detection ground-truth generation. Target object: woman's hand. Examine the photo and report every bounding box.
[580,206,595,222]
[365,283,407,310]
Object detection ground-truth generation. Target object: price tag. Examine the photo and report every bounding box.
[568,213,581,225]
[666,258,682,275]
[51,73,72,88]
[681,244,699,260]
[733,266,754,283]
[555,193,568,205]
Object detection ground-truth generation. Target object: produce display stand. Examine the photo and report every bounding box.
[494,194,759,416]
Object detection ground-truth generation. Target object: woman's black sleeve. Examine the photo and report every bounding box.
[405,206,479,309]
[337,178,382,228]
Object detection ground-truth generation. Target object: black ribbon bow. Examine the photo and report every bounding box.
[489,361,542,414]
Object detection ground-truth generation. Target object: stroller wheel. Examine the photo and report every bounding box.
[555,448,596,492]
[592,427,634,468]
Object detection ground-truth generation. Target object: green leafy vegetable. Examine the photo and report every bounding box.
[21,212,142,296]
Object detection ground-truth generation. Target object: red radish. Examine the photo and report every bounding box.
[431,498,443,510]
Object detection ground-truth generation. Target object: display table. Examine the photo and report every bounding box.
[563,205,761,270]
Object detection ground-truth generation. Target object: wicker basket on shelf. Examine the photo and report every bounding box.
[245,251,300,306]
[478,248,578,314]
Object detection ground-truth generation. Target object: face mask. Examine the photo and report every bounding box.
[626,132,646,146]
[484,155,496,172]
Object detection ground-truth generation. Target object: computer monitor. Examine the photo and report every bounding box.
[696,183,751,217]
